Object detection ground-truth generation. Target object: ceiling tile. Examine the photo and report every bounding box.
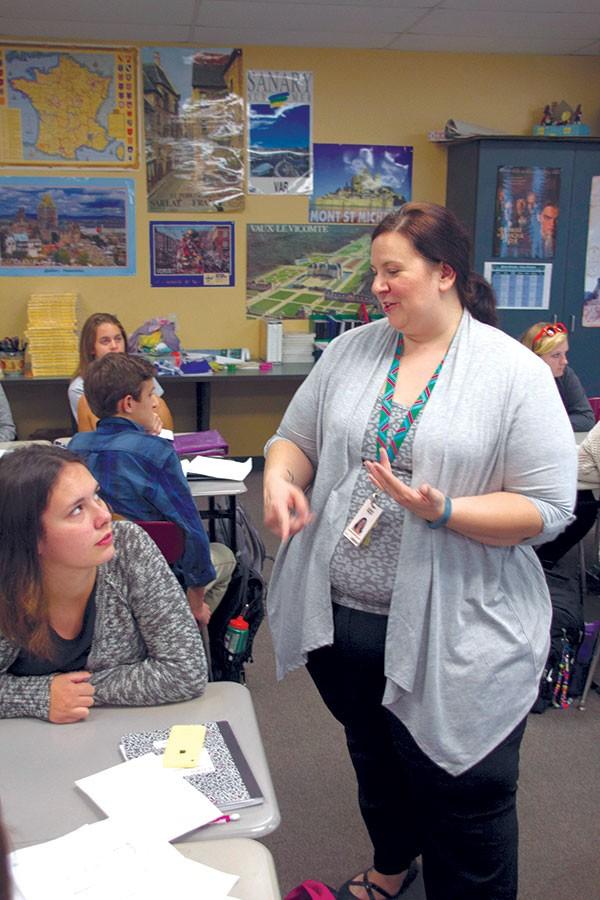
[1,0,196,26]
[197,1,423,31]
[191,25,393,48]
[414,9,600,38]
[387,32,591,53]
[0,18,192,43]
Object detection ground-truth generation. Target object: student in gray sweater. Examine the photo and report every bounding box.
[0,445,207,722]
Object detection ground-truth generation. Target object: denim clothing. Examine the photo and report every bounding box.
[70,417,216,588]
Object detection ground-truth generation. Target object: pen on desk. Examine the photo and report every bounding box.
[212,813,241,825]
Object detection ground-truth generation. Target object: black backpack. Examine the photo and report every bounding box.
[208,501,269,683]
[207,561,265,682]
[532,569,584,713]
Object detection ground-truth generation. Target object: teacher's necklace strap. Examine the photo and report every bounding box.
[376,333,445,464]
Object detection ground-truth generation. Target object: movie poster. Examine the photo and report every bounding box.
[310,144,412,225]
[149,221,234,288]
[582,175,600,327]
[142,47,244,213]
[493,166,561,259]
[247,70,312,195]
[0,177,135,276]
[246,223,374,318]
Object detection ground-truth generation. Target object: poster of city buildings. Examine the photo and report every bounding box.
[247,70,312,195]
[246,223,375,318]
[0,177,135,275]
[149,221,234,288]
[142,46,244,213]
[309,144,412,225]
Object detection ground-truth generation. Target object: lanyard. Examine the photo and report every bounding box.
[376,334,444,463]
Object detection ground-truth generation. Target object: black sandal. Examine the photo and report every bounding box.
[337,860,419,900]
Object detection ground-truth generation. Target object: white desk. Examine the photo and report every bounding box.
[1,682,280,851]
[175,838,281,900]
[189,478,247,553]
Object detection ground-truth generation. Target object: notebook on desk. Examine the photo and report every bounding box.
[119,720,263,811]
[173,430,229,458]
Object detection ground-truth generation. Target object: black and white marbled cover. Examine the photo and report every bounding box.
[119,720,263,811]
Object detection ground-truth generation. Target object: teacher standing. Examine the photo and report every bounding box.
[263,203,576,900]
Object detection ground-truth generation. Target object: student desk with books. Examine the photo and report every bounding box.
[1,682,280,851]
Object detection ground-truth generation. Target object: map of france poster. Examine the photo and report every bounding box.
[0,44,139,166]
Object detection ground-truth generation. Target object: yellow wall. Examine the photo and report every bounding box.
[1,41,599,449]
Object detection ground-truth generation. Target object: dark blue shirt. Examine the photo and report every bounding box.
[70,418,216,588]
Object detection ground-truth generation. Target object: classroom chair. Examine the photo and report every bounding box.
[134,519,213,678]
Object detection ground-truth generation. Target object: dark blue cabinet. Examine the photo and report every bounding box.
[445,137,600,394]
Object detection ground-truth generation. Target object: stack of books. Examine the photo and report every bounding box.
[282,332,315,364]
[25,292,79,376]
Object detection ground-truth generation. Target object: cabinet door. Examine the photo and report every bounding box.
[472,141,575,341]
[562,146,600,395]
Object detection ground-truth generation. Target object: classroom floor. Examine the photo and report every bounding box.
[238,467,600,899]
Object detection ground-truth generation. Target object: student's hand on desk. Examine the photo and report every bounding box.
[49,671,95,724]
[263,475,313,541]
[187,586,211,626]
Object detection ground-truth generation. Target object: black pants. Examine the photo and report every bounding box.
[306,603,526,900]
[536,489,599,567]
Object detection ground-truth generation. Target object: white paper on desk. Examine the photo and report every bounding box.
[159,428,174,441]
[75,753,221,841]
[11,818,238,900]
[181,455,252,481]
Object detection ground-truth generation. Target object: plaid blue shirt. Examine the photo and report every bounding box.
[70,417,216,588]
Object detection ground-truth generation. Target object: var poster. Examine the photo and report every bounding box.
[582,175,600,327]
[310,144,413,225]
[0,177,135,276]
[0,43,139,166]
[247,70,312,195]
[149,221,234,288]
[246,223,375,318]
[142,46,244,213]
[493,166,561,259]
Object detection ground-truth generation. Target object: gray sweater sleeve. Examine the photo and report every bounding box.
[0,385,16,442]
[556,367,595,432]
[89,522,208,707]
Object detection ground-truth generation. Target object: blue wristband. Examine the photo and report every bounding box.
[427,495,452,529]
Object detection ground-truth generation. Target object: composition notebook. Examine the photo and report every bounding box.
[119,720,263,812]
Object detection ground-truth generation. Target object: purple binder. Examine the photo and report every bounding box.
[173,430,229,458]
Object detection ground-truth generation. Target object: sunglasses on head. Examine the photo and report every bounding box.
[532,322,567,345]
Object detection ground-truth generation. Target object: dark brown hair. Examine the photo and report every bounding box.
[372,202,498,327]
[76,312,128,378]
[85,353,155,420]
[0,445,88,660]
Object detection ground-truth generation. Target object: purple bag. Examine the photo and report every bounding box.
[284,881,338,899]
[173,430,229,458]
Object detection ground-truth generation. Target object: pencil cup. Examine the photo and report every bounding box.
[0,351,25,378]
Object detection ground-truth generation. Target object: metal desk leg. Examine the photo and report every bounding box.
[195,382,211,431]
[578,631,600,710]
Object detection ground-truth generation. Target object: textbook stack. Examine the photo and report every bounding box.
[25,292,79,376]
[282,332,315,364]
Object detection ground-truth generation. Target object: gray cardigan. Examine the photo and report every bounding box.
[0,385,16,442]
[266,311,577,774]
[0,521,207,720]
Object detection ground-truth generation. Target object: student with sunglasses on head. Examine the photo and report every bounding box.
[521,321,595,432]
